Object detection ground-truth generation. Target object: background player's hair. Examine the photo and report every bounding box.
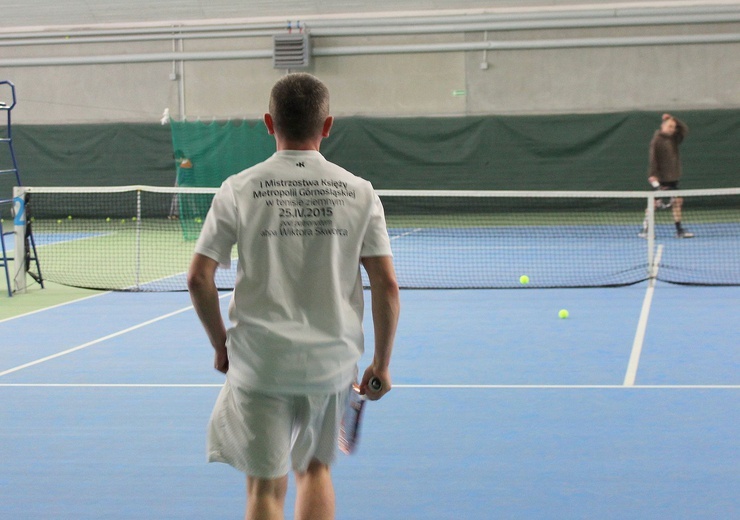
[269,73,330,142]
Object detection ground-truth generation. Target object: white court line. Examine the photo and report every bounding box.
[391,384,740,390]
[390,228,423,240]
[623,245,664,386]
[0,291,110,324]
[0,383,222,388]
[0,292,231,378]
[0,383,737,389]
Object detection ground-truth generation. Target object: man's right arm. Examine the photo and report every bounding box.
[360,255,400,400]
[188,253,229,374]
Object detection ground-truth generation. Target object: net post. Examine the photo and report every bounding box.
[12,186,27,293]
[646,192,656,279]
[135,189,142,290]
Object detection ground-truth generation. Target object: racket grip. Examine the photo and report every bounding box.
[368,377,382,392]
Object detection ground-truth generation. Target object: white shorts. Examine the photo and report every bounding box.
[207,380,350,479]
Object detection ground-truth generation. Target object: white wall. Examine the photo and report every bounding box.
[1,13,738,123]
[465,23,740,114]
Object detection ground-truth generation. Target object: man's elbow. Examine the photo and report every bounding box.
[378,273,400,302]
[188,254,219,292]
[187,266,211,293]
[363,256,400,298]
[186,270,201,293]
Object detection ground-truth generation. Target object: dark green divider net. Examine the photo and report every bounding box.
[9,109,739,193]
[169,119,275,239]
[168,111,740,193]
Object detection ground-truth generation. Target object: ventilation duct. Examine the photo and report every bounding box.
[273,33,310,69]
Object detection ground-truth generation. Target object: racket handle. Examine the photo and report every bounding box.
[368,377,382,392]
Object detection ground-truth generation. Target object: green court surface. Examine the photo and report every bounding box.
[0,280,99,321]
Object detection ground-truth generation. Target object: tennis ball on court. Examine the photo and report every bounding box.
[56,219,62,224]
[67,215,72,220]
[558,309,569,319]
[106,217,111,222]
[194,217,202,223]
[519,275,530,285]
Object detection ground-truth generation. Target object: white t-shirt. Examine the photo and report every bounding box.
[194,150,392,394]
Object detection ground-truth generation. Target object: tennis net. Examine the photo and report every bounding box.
[12,185,740,291]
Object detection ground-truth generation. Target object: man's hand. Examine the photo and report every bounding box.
[359,365,391,401]
[214,345,229,374]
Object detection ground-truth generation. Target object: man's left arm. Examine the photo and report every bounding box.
[188,253,229,374]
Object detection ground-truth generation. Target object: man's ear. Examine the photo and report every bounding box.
[322,116,334,138]
[264,113,275,135]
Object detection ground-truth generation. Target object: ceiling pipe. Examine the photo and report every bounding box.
[0,32,737,68]
[0,30,278,47]
[1,11,739,48]
[315,32,740,56]
[1,3,739,42]
[312,13,740,37]
[0,49,272,67]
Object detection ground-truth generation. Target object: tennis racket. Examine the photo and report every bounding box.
[339,377,382,455]
[655,185,675,209]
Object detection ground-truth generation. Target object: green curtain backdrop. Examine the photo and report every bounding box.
[322,110,739,191]
[10,123,173,187]
[169,119,275,188]
[10,110,739,191]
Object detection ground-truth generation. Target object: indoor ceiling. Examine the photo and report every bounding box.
[1,1,724,30]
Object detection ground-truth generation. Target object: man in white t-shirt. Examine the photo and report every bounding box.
[187,73,400,520]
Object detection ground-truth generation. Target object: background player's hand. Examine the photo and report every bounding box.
[214,345,229,374]
[648,176,660,188]
[360,366,391,401]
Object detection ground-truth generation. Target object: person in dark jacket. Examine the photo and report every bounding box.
[640,113,694,238]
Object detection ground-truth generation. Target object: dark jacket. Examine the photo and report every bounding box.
[648,118,688,183]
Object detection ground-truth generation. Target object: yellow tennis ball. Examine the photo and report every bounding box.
[559,309,569,319]
[106,217,111,222]
[519,275,530,285]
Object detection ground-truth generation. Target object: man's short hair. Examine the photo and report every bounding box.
[269,73,330,142]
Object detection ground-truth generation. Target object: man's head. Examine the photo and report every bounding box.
[267,73,330,143]
[660,116,677,136]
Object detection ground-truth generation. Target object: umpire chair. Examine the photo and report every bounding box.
[1,80,43,296]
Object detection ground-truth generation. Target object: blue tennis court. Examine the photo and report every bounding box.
[1,283,737,519]
[2,3,739,519]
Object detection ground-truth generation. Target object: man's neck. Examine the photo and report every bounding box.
[275,138,322,152]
